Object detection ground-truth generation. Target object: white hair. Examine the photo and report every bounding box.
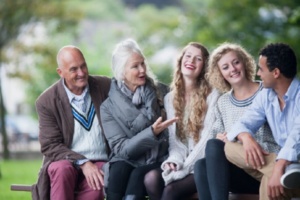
[111,38,156,82]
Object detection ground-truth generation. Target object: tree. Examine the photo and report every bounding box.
[180,0,300,73]
[3,1,300,161]
[0,0,81,159]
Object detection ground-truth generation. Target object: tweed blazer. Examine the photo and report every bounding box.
[32,75,111,200]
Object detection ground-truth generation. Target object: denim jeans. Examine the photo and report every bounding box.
[194,139,259,200]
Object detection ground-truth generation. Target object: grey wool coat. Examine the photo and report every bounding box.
[100,78,169,170]
[32,75,111,200]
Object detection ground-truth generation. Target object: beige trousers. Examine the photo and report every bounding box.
[225,142,300,200]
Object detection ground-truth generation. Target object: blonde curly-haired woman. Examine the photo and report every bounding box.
[194,43,280,200]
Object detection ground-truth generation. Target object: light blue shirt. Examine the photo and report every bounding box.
[63,80,89,112]
[227,78,300,162]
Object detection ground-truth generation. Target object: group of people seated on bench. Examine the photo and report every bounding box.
[31,38,300,200]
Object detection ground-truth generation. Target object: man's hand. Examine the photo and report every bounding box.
[267,159,290,200]
[80,161,104,190]
[238,132,268,169]
[152,116,178,136]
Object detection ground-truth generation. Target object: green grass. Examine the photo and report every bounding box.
[0,159,42,200]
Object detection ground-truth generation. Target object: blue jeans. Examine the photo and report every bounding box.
[194,139,260,200]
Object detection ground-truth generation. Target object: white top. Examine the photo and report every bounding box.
[161,89,220,185]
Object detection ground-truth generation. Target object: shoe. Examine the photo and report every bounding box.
[280,163,300,189]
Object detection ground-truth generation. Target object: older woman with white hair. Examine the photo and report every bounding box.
[100,39,177,200]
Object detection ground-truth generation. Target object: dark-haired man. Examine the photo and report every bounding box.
[225,43,300,199]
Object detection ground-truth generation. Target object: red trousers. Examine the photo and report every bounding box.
[48,160,105,200]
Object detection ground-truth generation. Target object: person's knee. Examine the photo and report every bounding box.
[194,159,201,171]
[48,160,77,179]
[144,170,154,186]
[206,139,224,155]
[207,138,223,148]
[194,159,205,175]
[144,170,159,186]
[110,161,132,174]
[224,142,235,158]
[224,142,247,168]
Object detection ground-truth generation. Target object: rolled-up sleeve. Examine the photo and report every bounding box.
[277,115,300,161]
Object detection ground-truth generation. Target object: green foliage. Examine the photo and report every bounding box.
[0,159,41,200]
[3,0,300,118]
[179,0,300,75]
[152,64,173,85]
[0,0,34,47]
[130,5,183,51]
[0,0,80,48]
[1,0,82,116]
[68,0,126,20]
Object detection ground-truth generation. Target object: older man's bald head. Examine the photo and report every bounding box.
[56,45,88,95]
[56,45,84,68]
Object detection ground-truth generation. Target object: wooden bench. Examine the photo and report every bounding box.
[11,184,259,200]
[188,193,259,200]
[12,184,300,200]
[11,184,33,192]
[188,193,300,200]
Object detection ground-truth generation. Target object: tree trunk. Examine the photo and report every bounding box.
[0,65,10,159]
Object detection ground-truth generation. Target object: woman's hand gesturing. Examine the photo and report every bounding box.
[152,116,178,136]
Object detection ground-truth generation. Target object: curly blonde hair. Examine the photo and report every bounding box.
[206,42,256,92]
[171,42,211,143]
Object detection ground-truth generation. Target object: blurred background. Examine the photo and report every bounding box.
[0,0,300,199]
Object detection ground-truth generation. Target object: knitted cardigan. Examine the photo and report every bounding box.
[161,89,220,185]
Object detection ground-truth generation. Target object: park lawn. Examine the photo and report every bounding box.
[0,159,42,200]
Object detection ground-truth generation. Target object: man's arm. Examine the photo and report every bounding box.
[267,159,290,199]
[277,115,300,161]
[227,90,267,141]
[237,132,268,169]
[227,91,269,168]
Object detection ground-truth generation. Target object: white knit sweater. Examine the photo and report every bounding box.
[161,89,220,185]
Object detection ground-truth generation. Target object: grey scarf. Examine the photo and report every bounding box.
[117,80,145,106]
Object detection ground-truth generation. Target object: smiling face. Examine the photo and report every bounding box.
[181,45,204,80]
[57,47,89,95]
[257,55,276,88]
[217,51,246,87]
[123,52,146,92]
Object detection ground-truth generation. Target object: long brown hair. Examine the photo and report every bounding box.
[171,42,211,143]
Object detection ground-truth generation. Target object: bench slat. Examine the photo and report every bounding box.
[11,184,33,192]
[188,193,259,200]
